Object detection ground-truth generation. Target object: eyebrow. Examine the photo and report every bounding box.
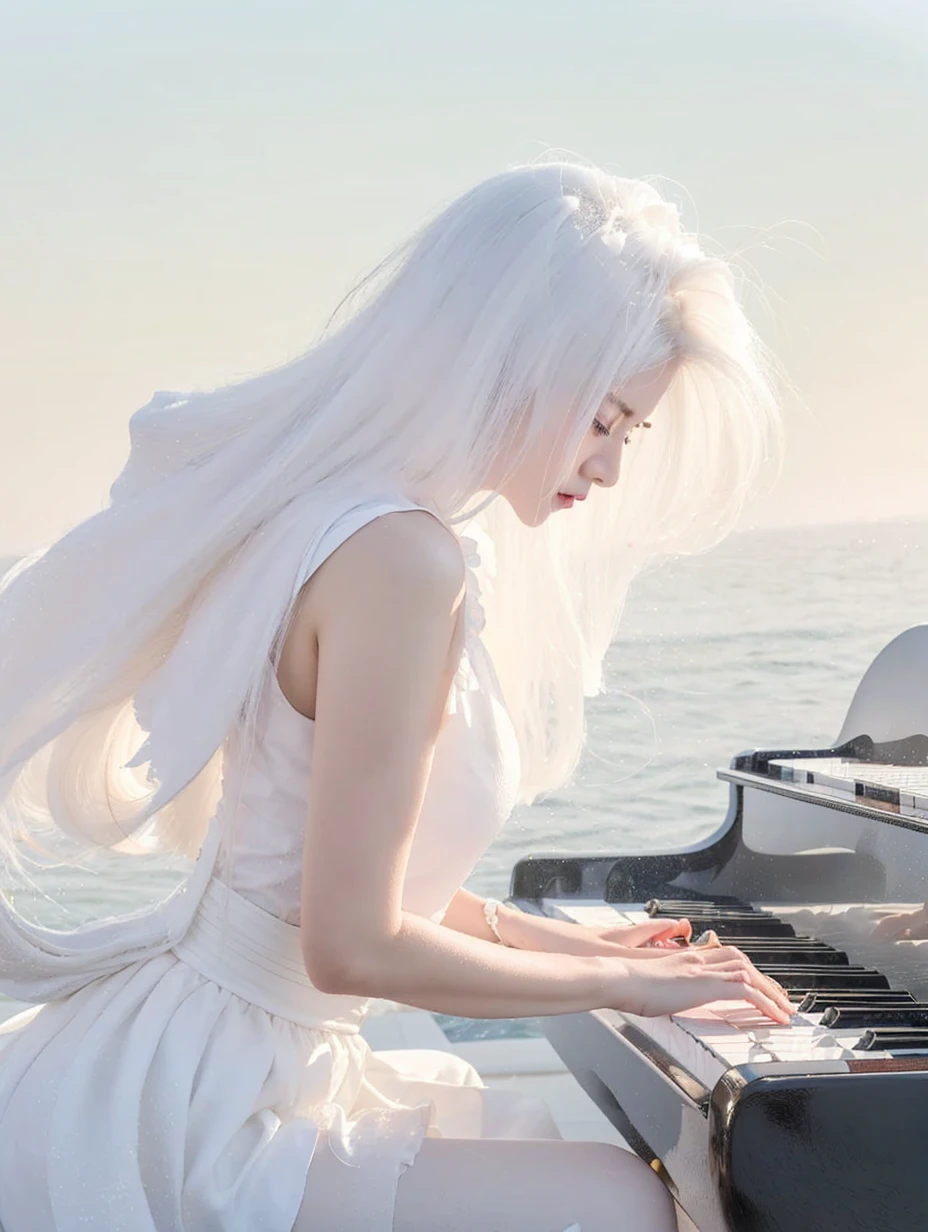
[605,392,638,417]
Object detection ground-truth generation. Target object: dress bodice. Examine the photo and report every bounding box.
[212,505,521,927]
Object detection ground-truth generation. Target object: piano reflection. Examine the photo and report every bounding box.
[507,623,928,1232]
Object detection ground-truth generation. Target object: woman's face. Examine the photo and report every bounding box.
[492,361,678,527]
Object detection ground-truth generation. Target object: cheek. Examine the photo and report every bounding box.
[568,438,596,475]
[509,414,586,501]
[524,437,568,491]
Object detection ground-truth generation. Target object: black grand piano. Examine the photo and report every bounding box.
[507,624,928,1232]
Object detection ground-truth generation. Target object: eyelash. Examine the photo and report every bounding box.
[592,417,649,445]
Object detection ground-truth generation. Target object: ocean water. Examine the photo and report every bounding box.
[2,518,927,1041]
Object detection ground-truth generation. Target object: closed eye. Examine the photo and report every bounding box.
[592,411,653,442]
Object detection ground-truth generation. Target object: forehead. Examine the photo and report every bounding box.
[606,362,677,417]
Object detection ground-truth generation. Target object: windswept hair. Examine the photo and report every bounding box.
[0,159,781,906]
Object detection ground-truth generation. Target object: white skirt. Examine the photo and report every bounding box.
[0,876,562,1231]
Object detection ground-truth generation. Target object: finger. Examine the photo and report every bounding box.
[692,929,721,948]
[741,962,793,1013]
[710,956,793,1015]
[644,919,690,943]
[625,920,690,948]
[714,945,748,962]
[695,946,748,967]
[639,920,680,942]
[732,979,792,1024]
[873,914,908,940]
[760,975,794,1016]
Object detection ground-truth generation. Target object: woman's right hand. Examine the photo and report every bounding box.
[612,944,794,1024]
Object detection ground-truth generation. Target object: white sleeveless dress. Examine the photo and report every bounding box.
[0,497,566,1232]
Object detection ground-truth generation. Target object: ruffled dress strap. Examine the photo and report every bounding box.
[446,521,496,718]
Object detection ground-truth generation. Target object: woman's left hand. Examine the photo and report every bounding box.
[872,903,928,941]
[594,916,692,950]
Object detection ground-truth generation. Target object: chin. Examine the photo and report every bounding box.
[498,490,555,528]
[519,503,554,528]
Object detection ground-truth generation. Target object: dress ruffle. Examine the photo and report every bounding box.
[448,523,497,720]
[0,948,563,1232]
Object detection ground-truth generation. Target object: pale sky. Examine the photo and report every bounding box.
[1,0,926,554]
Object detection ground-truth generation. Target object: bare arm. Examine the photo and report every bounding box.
[296,510,792,1025]
[438,886,692,957]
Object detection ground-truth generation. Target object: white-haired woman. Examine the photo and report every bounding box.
[0,160,790,1231]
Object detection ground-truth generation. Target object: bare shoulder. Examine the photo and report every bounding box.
[307,509,466,627]
[308,510,463,620]
[277,511,465,721]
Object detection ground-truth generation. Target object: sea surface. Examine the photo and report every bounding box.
[2,518,927,1041]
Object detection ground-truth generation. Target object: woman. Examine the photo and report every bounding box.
[0,160,790,1231]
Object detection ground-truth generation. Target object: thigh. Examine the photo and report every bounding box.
[294,1130,677,1232]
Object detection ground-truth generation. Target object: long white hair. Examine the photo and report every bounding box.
[0,159,781,899]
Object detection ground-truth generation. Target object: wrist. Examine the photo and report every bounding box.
[604,953,640,1012]
[586,952,628,1006]
[482,897,510,946]
[492,904,616,956]
[490,901,546,951]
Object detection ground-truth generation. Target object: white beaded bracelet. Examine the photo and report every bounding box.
[483,897,509,945]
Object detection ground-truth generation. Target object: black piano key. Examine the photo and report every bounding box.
[856,1028,928,1051]
[798,991,917,1013]
[666,912,770,923]
[822,1006,928,1029]
[707,911,783,922]
[754,966,890,991]
[700,931,813,941]
[646,900,798,937]
[730,936,836,947]
[647,904,769,921]
[734,946,849,966]
[677,907,762,917]
[691,918,797,938]
[727,936,836,947]
[646,899,757,914]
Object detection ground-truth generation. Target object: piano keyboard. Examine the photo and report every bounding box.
[546,897,928,1096]
[767,756,928,818]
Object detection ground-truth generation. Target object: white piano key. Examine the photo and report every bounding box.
[824,1027,894,1060]
[545,900,906,1079]
[619,1010,732,1091]
[756,1027,855,1062]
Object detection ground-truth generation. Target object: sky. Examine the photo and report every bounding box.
[1,0,926,554]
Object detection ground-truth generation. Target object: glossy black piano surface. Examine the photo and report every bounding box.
[507,625,928,1232]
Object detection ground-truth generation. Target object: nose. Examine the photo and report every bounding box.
[582,439,623,490]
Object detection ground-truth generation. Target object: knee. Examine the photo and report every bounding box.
[616,1151,676,1229]
[586,1145,674,1221]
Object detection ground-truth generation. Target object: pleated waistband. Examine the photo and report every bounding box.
[171,876,372,1033]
